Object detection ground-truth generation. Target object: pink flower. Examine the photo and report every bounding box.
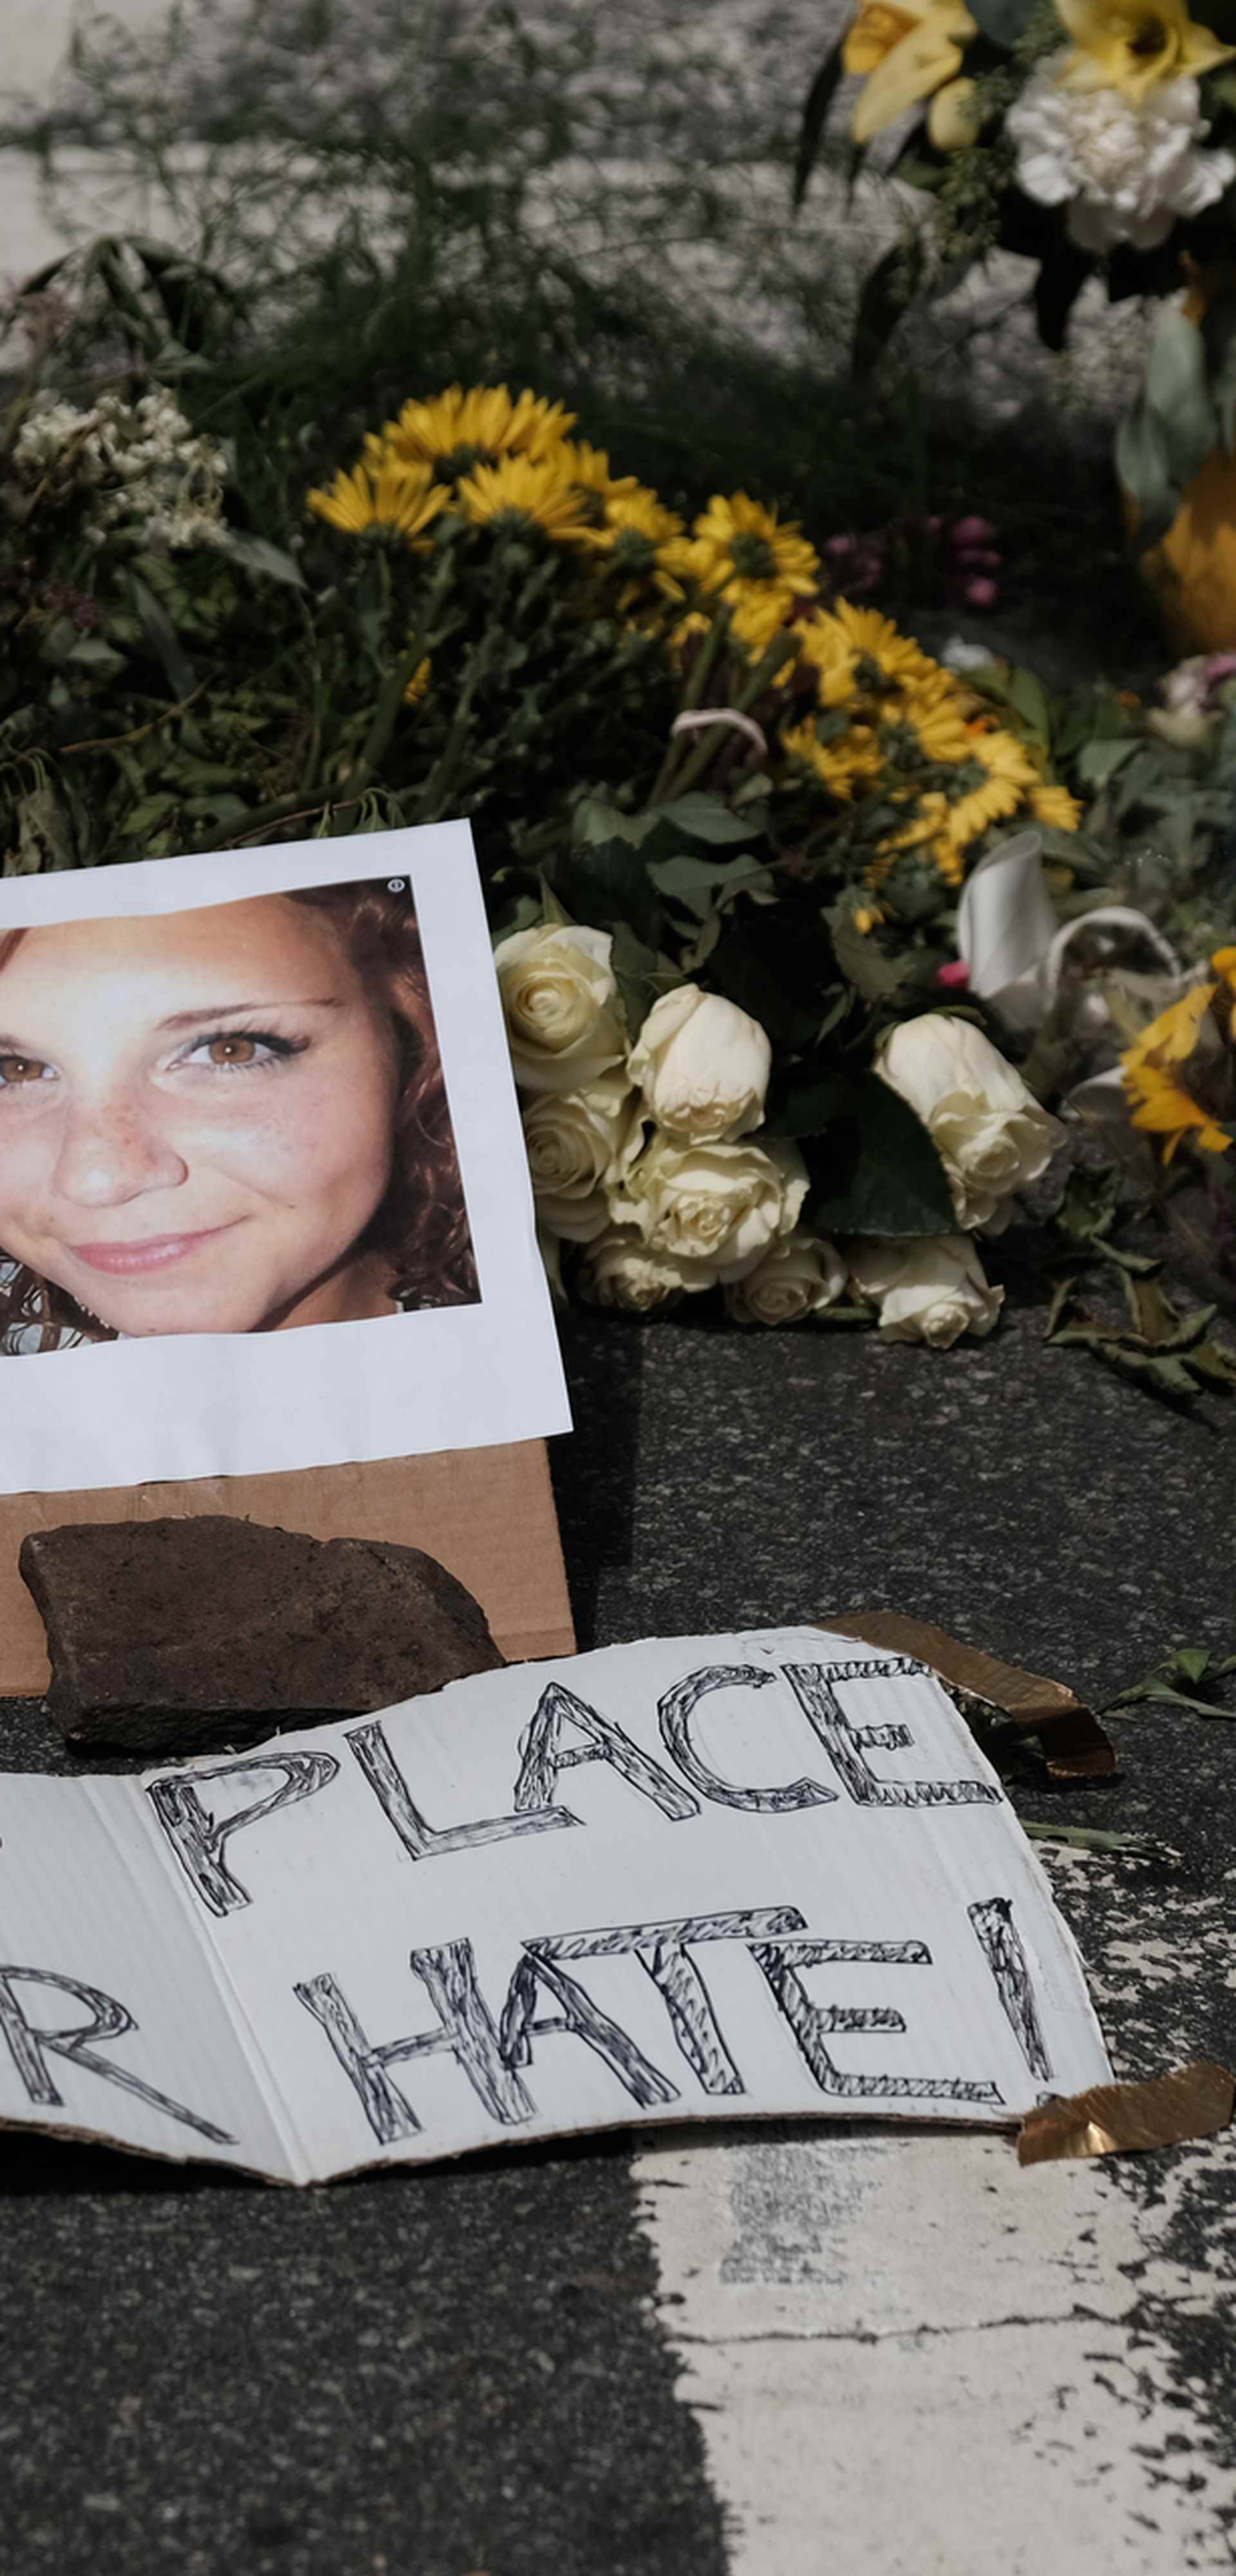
[936,959,970,988]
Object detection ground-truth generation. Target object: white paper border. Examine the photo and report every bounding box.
[0,821,571,1493]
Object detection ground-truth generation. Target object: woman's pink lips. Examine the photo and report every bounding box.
[67,1223,239,1275]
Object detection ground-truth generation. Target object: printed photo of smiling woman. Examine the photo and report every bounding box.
[0,881,477,1352]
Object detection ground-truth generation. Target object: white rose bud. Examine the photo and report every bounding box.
[619,1132,808,1285]
[521,1072,641,1243]
[628,985,772,1143]
[579,1229,711,1312]
[848,1235,1004,1349]
[494,922,627,1094]
[876,1012,1063,1231]
[725,1231,847,1327]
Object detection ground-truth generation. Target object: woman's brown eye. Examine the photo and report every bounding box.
[0,1055,44,1084]
[207,1036,258,1065]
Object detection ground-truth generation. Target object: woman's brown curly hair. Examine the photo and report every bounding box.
[0,878,477,1350]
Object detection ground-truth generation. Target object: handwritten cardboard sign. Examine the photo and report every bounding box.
[0,1629,1111,2181]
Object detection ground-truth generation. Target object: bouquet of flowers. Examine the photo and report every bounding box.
[4,329,1235,1374]
[798,0,1236,545]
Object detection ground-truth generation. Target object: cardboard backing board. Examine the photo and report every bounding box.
[0,1439,574,1696]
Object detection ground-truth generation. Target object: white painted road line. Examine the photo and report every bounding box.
[637,1852,1236,2574]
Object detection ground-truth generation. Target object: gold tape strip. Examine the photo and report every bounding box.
[821,1610,1116,1781]
[1018,2061,1234,2163]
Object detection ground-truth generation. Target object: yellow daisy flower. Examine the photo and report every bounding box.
[306,455,449,545]
[594,486,685,565]
[1056,0,1233,102]
[558,440,641,500]
[794,611,859,708]
[944,726,1040,851]
[383,383,576,479]
[1121,980,1233,1159]
[781,716,881,802]
[728,589,798,660]
[872,789,962,883]
[689,492,821,604]
[895,694,974,765]
[454,454,601,545]
[829,598,940,691]
[1031,781,1084,831]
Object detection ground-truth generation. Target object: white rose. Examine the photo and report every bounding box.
[876,1012,1063,1231]
[848,1235,1004,1349]
[521,1072,641,1243]
[494,922,627,1094]
[724,1231,847,1327]
[628,985,771,1143]
[579,1229,709,1312]
[618,1132,808,1284]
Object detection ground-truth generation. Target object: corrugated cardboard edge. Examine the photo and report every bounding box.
[0,1437,574,1694]
[821,1610,1116,1780]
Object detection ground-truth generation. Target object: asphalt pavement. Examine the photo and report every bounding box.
[1,1298,1234,2575]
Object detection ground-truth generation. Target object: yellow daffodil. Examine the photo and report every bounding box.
[306,455,449,545]
[1055,0,1233,100]
[928,75,983,147]
[383,384,576,479]
[781,716,881,801]
[845,0,977,145]
[688,493,821,604]
[1121,977,1233,1157]
[454,453,600,544]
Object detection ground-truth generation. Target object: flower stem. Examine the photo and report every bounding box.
[648,603,733,804]
[659,628,800,802]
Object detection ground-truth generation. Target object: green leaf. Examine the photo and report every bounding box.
[827,904,915,1002]
[129,574,196,700]
[1144,305,1217,477]
[966,0,1035,37]
[610,923,672,1040]
[792,38,847,211]
[648,851,762,903]
[653,791,754,846]
[805,1074,957,1237]
[1114,402,1175,547]
[853,235,925,380]
[565,836,660,943]
[1006,665,1051,748]
[225,530,306,589]
[1075,735,1137,790]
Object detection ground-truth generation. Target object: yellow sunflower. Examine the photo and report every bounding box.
[829,598,940,692]
[781,715,881,802]
[944,726,1040,851]
[1031,780,1084,831]
[383,383,576,479]
[306,454,449,545]
[688,493,821,607]
[594,486,684,568]
[872,788,961,883]
[1121,974,1233,1159]
[793,611,859,708]
[454,453,601,545]
[894,692,975,765]
[1056,0,1233,101]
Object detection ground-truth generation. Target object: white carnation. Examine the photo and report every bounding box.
[1007,62,1236,252]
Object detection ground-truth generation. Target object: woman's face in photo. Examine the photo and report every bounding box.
[0,895,402,1336]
